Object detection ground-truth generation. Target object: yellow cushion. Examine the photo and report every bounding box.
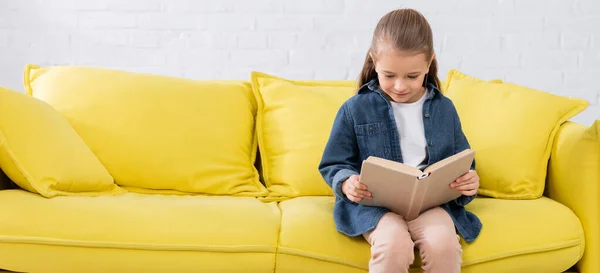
[0,189,280,273]
[276,196,583,272]
[0,86,123,198]
[440,78,502,94]
[250,72,356,200]
[444,69,588,199]
[25,64,267,197]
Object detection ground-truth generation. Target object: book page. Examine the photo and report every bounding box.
[418,149,475,214]
[364,156,423,177]
[424,149,474,173]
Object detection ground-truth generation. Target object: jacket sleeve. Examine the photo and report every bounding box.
[318,102,361,203]
[451,103,477,207]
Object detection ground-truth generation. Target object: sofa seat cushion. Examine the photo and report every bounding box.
[0,190,280,273]
[276,196,584,273]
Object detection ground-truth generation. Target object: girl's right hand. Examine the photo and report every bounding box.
[342,175,372,203]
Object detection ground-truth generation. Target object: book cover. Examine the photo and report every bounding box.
[358,149,475,221]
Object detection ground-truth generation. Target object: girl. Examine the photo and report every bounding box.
[318,9,482,273]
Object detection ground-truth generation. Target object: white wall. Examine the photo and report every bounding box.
[0,0,598,125]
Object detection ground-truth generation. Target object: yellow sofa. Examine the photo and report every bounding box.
[0,65,598,273]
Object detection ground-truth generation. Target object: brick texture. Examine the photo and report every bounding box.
[0,0,598,125]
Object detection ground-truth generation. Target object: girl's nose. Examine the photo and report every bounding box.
[394,79,406,91]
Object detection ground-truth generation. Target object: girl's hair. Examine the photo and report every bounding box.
[358,9,440,89]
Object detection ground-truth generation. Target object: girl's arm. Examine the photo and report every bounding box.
[452,105,477,207]
[319,103,361,203]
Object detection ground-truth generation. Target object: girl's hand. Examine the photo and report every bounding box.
[342,175,372,203]
[450,170,479,196]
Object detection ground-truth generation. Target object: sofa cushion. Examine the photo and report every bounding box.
[250,72,356,200]
[443,69,588,199]
[0,190,280,273]
[276,196,583,273]
[0,86,123,198]
[24,64,267,197]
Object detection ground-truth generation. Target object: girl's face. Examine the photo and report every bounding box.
[372,48,433,103]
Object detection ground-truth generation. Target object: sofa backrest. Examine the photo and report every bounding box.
[22,65,589,202]
[25,64,268,197]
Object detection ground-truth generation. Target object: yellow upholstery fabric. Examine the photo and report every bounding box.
[547,121,600,273]
[443,69,588,199]
[250,72,356,200]
[24,65,267,197]
[439,78,502,95]
[0,190,280,273]
[275,255,367,273]
[1,244,274,273]
[0,86,122,198]
[277,196,583,273]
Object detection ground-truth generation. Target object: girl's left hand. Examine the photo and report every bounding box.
[450,170,479,196]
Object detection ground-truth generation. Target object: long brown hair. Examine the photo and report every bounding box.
[358,9,440,90]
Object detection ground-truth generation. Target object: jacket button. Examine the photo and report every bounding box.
[424,112,430,118]
[429,141,433,147]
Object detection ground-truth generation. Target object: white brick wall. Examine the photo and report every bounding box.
[0,0,598,125]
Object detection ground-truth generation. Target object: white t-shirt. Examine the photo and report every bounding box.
[390,89,429,169]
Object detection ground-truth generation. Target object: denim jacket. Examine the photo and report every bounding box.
[318,79,482,243]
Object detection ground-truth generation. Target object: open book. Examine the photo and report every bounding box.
[358,149,475,221]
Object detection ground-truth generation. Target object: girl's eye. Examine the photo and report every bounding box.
[407,75,418,79]
[385,75,395,78]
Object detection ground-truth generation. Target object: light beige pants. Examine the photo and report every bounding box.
[362,207,462,273]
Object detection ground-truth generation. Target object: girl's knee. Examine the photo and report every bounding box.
[366,213,416,265]
[370,233,415,263]
[419,232,462,256]
[387,233,415,253]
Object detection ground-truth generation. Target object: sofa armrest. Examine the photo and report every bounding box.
[546,120,599,273]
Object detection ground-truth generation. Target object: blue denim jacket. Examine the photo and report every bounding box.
[318,79,482,243]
